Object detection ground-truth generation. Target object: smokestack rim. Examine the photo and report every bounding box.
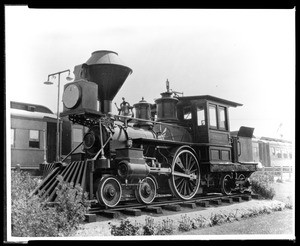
[86,50,132,74]
[91,50,118,56]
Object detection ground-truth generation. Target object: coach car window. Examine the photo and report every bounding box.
[209,105,217,128]
[277,149,282,158]
[197,106,206,126]
[11,129,15,147]
[29,130,40,148]
[271,147,276,156]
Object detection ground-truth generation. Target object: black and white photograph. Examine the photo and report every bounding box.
[4,6,295,242]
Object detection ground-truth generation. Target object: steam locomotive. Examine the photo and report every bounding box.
[35,50,257,207]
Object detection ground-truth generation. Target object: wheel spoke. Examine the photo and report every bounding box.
[175,178,185,188]
[188,155,194,170]
[190,168,198,174]
[185,154,190,170]
[175,157,185,171]
[179,180,185,194]
[174,175,181,180]
[189,179,196,188]
[186,181,191,195]
[183,181,188,196]
[188,161,196,172]
[188,181,194,193]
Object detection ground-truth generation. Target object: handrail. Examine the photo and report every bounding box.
[109,113,190,129]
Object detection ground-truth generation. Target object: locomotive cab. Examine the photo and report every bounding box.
[177,95,243,164]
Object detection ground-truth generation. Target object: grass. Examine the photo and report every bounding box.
[179,209,294,235]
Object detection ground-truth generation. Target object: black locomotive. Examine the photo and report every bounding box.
[35,50,257,207]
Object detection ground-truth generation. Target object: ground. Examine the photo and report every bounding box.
[271,180,294,204]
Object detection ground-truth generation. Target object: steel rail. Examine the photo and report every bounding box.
[88,192,251,214]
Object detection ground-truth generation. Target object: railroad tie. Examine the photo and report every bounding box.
[121,208,142,216]
[143,206,163,214]
[232,197,242,202]
[251,194,260,199]
[221,197,233,203]
[180,203,197,209]
[196,201,209,207]
[241,195,252,201]
[85,214,97,223]
[162,204,182,212]
[210,199,222,205]
[99,210,121,219]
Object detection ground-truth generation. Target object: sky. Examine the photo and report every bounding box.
[5,7,295,141]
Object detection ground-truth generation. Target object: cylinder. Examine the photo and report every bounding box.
[117,161,150,179]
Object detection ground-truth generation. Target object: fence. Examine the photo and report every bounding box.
[259,166,293,181]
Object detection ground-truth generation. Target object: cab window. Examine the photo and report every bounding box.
[183,106,192,120]
[219,106,227,130]
[197,106,206,126]
[209,105,217,127]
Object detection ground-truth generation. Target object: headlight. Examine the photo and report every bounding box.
[83,132,96,149]
[63,84,81,109]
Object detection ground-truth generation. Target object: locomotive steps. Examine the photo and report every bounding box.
[85,193,259,222]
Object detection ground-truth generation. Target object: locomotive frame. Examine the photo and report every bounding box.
[34,50,257,208]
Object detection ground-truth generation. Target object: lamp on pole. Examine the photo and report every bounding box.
[44,69,73,162]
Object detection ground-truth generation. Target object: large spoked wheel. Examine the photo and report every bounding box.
[96,176,122,208]
[135,176,157,204]
[220,174,234,195]
[237,174,246,193]
[168,149,201,200]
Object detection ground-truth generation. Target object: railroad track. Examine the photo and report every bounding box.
[86,192,259,221]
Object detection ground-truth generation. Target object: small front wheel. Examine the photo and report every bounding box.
[135,176,157,204]
[96,176,122,208]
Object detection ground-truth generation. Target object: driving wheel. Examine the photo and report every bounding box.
[168,149,201,200]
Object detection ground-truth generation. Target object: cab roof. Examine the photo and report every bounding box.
[176,95,243,108]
